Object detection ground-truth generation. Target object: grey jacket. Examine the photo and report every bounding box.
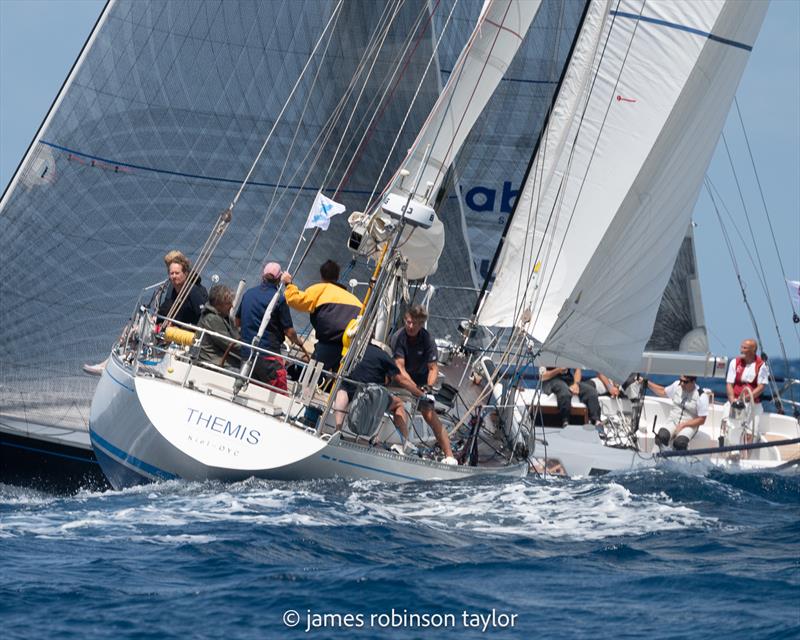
[196,304,240,366]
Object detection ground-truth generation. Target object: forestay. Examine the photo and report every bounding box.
[478,0,767,380]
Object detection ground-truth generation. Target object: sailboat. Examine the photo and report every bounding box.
[4,0,795,489]
[3,0,580,489]
[470,0,800,475]
[84,0,561,488]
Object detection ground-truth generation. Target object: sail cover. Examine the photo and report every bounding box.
[0,0,481,431]
[478,0,766,379]
[367,0,542,280]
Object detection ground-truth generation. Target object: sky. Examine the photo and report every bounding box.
[1,0,798,360]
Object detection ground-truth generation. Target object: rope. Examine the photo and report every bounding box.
[263,0,427,264]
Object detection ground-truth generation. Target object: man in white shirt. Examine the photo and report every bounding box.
[647,376,709,450]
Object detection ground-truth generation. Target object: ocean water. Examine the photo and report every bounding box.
[1,470,798,639]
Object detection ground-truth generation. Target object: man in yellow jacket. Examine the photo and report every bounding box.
[280,260,361,372]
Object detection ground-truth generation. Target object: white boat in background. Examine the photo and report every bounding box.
[498,387,800,477]
[468,0,800,476]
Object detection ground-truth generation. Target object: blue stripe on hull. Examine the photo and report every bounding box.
[92,445,152,490]
[90,428,178,488]
[320,453,420,481]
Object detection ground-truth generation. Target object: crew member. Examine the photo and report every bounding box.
[238,262,309,391]
[281,260,361,372]
[390,305,455,461]
[726,338,770,416]
[647,375,708,450]
[158,250,207,325]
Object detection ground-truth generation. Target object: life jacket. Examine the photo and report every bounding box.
[732,356,764,403]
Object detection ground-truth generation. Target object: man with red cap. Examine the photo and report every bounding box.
[237,261,309,390]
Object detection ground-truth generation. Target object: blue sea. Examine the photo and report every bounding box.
[1,469,798,639]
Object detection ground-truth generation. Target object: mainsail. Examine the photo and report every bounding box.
[478,0,767,380]
[0,0,476,431]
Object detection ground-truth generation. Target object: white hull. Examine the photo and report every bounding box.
[89,353,526,489]
[526,395,800,477]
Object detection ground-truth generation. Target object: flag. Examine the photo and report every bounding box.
[304,192,346,231]
[787,279,800,308]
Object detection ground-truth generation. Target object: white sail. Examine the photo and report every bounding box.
[478,0,767,380]
[366,0,542,279]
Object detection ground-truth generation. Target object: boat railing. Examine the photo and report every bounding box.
[776,377,800,415]
[118,303,433,434]
[138,313,326,396]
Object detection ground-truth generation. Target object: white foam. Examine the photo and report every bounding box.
[0,476,717,541]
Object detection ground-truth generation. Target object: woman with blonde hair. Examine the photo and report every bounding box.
[157,249,208,325]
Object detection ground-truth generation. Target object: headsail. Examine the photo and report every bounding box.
[646,224,709,353]
[478,0,767,380]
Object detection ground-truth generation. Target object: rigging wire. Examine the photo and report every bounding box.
[733,97,799,319]
[167,0,346,318]
[249,0,406,268]
[238,0,348,275]
[262,0,431,263]
[338,0,451,211]
[325,0,439,198]
[704,178,792,408]
[705,176,800,351]
[266,0,467,278]
[719,132,797,373]
[228,0,345,212]
[270,0,424,266]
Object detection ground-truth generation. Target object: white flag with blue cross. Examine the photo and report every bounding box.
[304,191,346,231]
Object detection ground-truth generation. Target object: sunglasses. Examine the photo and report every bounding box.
[679,378,693,384]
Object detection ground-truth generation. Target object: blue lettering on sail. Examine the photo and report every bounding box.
[463,181,519,214]
[186,408,260,445]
